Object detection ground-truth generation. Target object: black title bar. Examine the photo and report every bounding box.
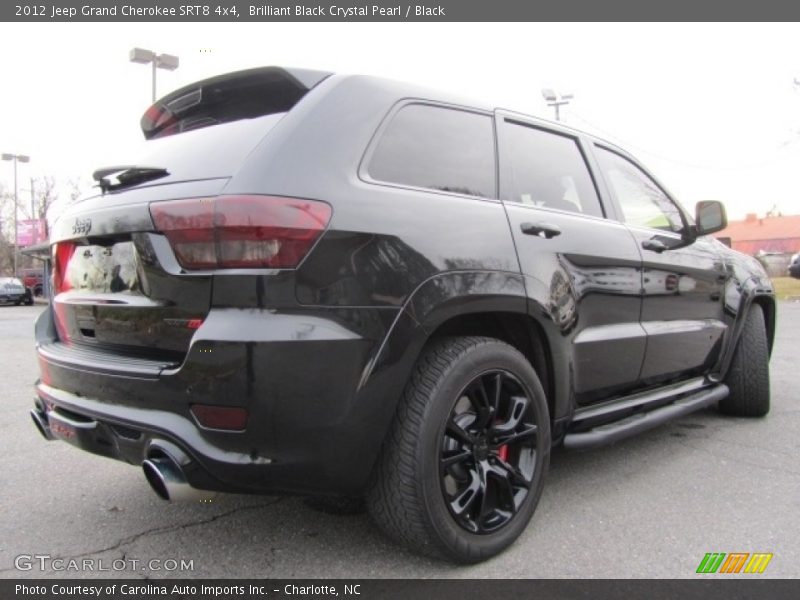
[5,579,800,600]
[4,0,800,21]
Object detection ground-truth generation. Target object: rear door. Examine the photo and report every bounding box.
[496,113,645,405]
[590,145,728,385]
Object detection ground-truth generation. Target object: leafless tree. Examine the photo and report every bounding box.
[0,175,93,274]
[28,176,59,224]
[67,176,90,203]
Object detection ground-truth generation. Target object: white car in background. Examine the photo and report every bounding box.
[0,277,33,305]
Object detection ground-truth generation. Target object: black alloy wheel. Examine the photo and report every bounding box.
[440,370,537,534]
[367,336,550,562]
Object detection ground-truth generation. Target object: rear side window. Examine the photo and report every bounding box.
[367,104,496,199]
[500,120,604,218]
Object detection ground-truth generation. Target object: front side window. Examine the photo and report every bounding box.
[595,147,684,232]
[366,104,495,198]
[500,120,604,218]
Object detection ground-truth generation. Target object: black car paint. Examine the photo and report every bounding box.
[34,70,776,497]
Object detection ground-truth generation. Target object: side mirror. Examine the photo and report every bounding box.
[695,201,727,236]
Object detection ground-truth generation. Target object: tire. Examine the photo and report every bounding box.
[367,336,550,563]
[720,303,770,417]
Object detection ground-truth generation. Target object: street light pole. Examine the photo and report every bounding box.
[129,47,180,102]
[541,88,574,122]
[2,152,30,277]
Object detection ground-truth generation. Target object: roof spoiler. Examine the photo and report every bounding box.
[140,66,333,140]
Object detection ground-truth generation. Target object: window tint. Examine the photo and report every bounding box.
[595,147,684,232]
[367,104,495,198]
[501,121,603,218]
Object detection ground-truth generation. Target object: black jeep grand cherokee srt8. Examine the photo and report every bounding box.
[31,67,775,562]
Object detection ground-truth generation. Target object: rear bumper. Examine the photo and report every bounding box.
[32,384,254,494]
[33,304,403,496]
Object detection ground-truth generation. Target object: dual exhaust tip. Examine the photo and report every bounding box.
[30,408,55,441]
[142,443,217,503]
[31,405,214,503]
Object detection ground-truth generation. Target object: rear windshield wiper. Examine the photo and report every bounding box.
[93,165,169,193]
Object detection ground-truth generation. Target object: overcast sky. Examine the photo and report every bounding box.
[1,22,799,222]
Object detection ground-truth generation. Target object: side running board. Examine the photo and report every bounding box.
[563,384,729,451]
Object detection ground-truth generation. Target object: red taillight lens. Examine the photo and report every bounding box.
[53,242,76,293]
[150,195,332,270]
[52,242,77,343]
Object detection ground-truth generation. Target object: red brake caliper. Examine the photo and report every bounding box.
[497,445,509,462]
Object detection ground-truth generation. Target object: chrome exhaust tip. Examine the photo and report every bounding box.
[142,452,217,503]
[30,408,54,441]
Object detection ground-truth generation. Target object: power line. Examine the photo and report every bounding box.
[568,111,800,172]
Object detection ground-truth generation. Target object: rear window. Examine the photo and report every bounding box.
[366,104,496,199]
[96,67,331,189]
[123,113,285,183]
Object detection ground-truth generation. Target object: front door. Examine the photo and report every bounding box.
[591,145,728,386]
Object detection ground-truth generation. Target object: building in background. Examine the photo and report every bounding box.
[717,213,800,277]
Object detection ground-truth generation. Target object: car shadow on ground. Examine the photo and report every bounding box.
[7,406,756,579]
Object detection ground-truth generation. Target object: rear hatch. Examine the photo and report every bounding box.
[48,67,331,359]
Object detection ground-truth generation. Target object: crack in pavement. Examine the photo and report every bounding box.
[656,418,798,459]
[694,433,798,459]
[680,441,800,477]
[0,499,284,574]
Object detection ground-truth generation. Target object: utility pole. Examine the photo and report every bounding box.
[30,178,37,245]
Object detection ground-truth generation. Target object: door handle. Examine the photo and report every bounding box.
[642,239,668,253]
[520,222,561,238]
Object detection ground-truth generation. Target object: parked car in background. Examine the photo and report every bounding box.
[789,253,800,279]
[30,67,775,563]
[20,268,44,296]
[0,277,33,305]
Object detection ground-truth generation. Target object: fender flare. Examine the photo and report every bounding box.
[715,277,776,380]
[358,270,529,390]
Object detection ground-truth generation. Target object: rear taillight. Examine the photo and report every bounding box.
[52,242,77,343]
[150,195,332,270]
[53,242,76,293]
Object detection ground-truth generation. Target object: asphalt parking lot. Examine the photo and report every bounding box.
[0,303,797,579]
